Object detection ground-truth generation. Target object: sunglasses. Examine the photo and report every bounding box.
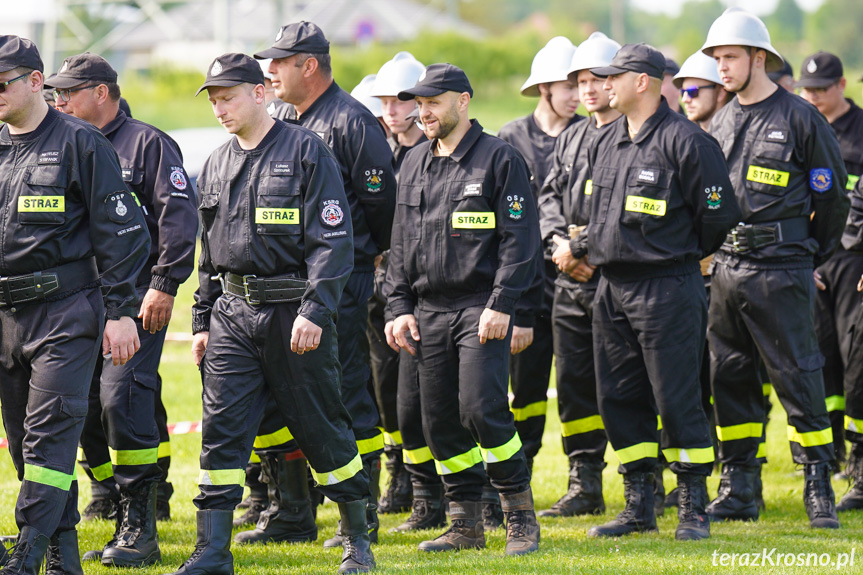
[52,84,98,102]
[680,85,716,99]
[0,72,30,94]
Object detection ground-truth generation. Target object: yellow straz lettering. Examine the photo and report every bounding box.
[255,208,299,224]
[624,195,666,216]
[18,196,65,212]
[746,165,789,187]
[584,180,593,196]
[451,212,496,229]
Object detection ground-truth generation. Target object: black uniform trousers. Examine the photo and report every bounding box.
[552,282,607,461]
[396,349,438,484]
[415,305,531,501]
[710,260,834,466]
[367,279,399,442]
[195,295,367,510]
[593,271,714,476]
[815,247,863,461]
[843,295,863,450]
[0,287,103,535]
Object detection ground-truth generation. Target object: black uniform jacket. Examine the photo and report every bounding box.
[0,107,149,319]
[101,110,197,295]
[192,120,354,332]
[280,82,396,272]
[581,98,741,278]
[709,88,849,266]
[832,99,863,189]
[387,120,539,318]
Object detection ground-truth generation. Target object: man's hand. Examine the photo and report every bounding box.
[511,326,534,354]
[570,255,597,283]
[384,320,400,352]
[138,289,175,334]
[551,235,578,274]
[814,269,827,291]
[103,316,141,366]
[478,308,510,344]
[291,315,322,355]
[192,332,209,366]
[393,314,420,356]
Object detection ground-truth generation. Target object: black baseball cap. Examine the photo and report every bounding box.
[254,22,330,60]
[44,53,117,89]
[0,35,43,73]
[768,57,793,83]
[196,53,265,96]
[592,43,665,80]
[663,56,680,77]
[795,51,843,89]
[397,63,473,101]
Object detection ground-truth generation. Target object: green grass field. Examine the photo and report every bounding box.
[0,277,861,574]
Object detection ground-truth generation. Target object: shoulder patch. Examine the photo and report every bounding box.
[105,191,135,224]
[169,166,188,191]
[321,199,345,227]
[810,168,833,193]
[365,167,385,193]
[507,195,525,221]
[705,185,724,210]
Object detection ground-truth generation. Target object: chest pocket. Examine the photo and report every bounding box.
[397,184,422,239]
[449,180,494,236]
[19,164,68,225]
[198,182,221,229]
[747,133,794,196]
[591,166,617,225]
[621,167,671,225]
[255,175,301,236]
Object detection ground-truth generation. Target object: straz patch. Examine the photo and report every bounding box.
[765,129,788,143]
[636,169,657,183]
[365,168,385,193]
[270,161,294,176]
[584,180,593,196]
[463,183,482,197]
[121,168,134,182]
[105,191,135,224]
[452,212,495,229]
[747,165,789,187]
[507,195,525,221]
[38,150,61,165]
[705,185,723,210]
[169,166,188,191]
[625,195,666,216]
[321,199,344,227]
[848,174,860,191]
[18,196,64,212]
[810,168,833,193]
[255,208,299,224]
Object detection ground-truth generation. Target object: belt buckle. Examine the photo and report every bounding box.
[243,274,260,305]
[731,227,743,252]
[212,273,226,293]
[0,276,7,306]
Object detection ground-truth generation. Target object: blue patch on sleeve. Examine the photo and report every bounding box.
[810,168,833,193]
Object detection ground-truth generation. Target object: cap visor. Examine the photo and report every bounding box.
[0,63,19,73]
[195,79,246,96]
[794,77,839,89]
[253,47,300,60]
[397,86,446,101]
[43,75,87,89]
[590,65,628,78]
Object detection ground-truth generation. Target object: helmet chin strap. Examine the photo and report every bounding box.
[542,85,568,120]
[736,47,756,94]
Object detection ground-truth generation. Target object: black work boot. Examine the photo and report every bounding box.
[706,464,759,522]
[44,530,83,575]
[324,459,379,548]
[754,464,765,511]
[378,446,411,514]
[161,510,233,575]
[500,489,540,556]
[156,481,173,522]
[82,480,119,522]
[481,485,504,532]
[837,447,863,511]
[804,462,840,529]
[101,481,161,567]
[418,501,485,552]
[587,472,658,537]
[236,462,262,511]
[538,458,605,517]
[664,487,680,508]
[653,463,665,518]
[234,454,317,544]
[232,463,267,528]
[674,474,710,540]
[337,501,375,574]
[1,526,50,575]
[392,483,446,532]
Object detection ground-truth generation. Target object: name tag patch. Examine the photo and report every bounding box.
[637,169,657,183]
[255,208,299,224]
[38,150,61,165]
[810,168,832,193]
[747,165,789,187]
[270,161,294,176]
[121,168,134,182]
[452,212,495,229]
[765,129,787,143]
[19,195,64,212]
[584,180,593,196]
[464,183,482,196]
[624,195,666,216]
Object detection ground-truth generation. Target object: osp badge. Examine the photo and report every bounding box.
[321,199,344,227]
[508,195,525,221]
[705,185,723,209]
[105,191,134,224]
[365,168,385,193]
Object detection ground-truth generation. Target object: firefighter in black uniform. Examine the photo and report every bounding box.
[45,52,198,566]
[577,43,740,541]
[0,36,149,574]
[701,8,849,528]
[240,22,396,548]
[797,51,863,474]
[536,31,622,518]
[389,63,541,556]
[497,36,579,483]
[164,53,374,575]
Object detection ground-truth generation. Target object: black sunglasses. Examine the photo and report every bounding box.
[680,85,716,99]
[0,72,30,94]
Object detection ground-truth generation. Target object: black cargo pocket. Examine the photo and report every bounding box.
[130,369,159,440]
[19,164,68,225]
[621,166,671,227]
[199,183,221,229]
[256,176,302,236]
[747,140,794,196]
[60,396,88,419]
[398,184,423,239]
[591,167,617,224]
[796,352,825,373]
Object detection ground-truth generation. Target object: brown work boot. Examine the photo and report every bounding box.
[417,501,484,552]
[500,489,540,556]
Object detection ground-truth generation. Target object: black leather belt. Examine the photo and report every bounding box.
[0,258,99,307]
[724,217,810,253]
[217,271,309,305]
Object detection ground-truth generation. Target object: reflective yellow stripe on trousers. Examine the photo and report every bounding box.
[24,464,75,491]
[787,425,832,447]
[511,401,547,422]
[254,427,294,449]
[435,447,482,475]
[198,468,245,486]
[403,446,433,465]
[480,433,522,464]
[310,453,362,486]
[615,442,659,464]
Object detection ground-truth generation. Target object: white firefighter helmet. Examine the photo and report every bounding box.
[568,31,622,76]
[701,7,784,73]
[351,74,383,118]
[673,50,723,88]
[371,52,426,97]
[520,36,577,97]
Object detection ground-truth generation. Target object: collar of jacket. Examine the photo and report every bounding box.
[100,108,128,138]
[613,97,670,146]
[1,104,60,144]
[424,119,484,167]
